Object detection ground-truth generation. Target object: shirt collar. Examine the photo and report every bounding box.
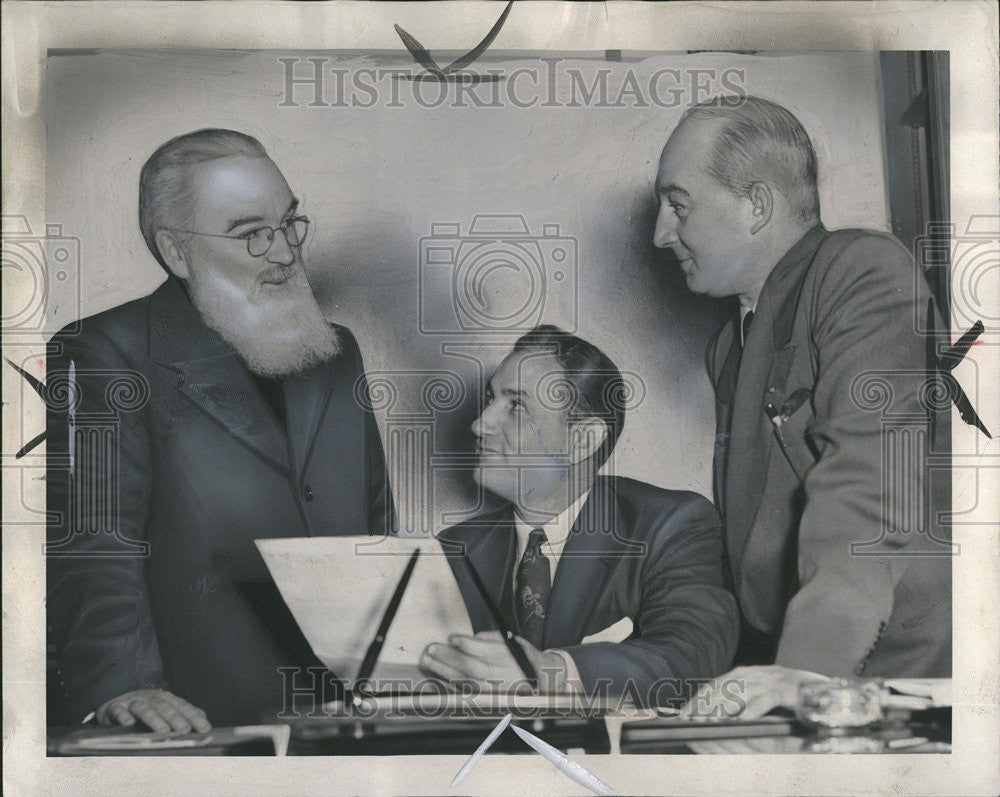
[513,489,591,566]
[738,303,756,346]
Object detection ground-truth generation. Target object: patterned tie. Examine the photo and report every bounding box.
[515,528,551,649]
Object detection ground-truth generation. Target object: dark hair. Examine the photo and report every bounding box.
[138,128,269,271]
[512,325,626,469]
[682,95,820,223]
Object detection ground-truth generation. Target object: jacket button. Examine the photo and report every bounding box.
[303,484,314,501]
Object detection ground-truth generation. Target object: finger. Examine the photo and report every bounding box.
[424,643,490,679]
[729,673,797,719]
[107,704,137,727]
[128,701,172,733]
[419,649,470,682]
[148,696,193,733]
[448,634,509,659]
[512,636,541,655]
[171,698,211,733]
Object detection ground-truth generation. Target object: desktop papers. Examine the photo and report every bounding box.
[256,536,472,686]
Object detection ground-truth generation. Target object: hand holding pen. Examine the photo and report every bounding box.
[419,630,571,694]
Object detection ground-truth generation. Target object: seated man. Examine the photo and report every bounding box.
[422,326,738,703]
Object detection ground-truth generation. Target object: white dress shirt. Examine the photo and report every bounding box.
[511,490,591,689]
[512,490,591,590]
[739,301,757,346]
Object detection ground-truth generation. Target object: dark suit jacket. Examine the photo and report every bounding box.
[437,476,738,704]
[709,225,951,677]
[46,277,394,725]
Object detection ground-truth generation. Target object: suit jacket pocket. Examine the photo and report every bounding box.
[771,388,818,482]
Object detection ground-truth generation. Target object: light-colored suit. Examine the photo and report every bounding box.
[709,225,951,677]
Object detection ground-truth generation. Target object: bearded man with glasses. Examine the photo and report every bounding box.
[46,129,395,731]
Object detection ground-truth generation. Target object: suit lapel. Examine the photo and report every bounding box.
[460,512,518,631]
[544,479,632,648]
[148,278,289,473]
[723,226,825,569]
[283,357,339,478]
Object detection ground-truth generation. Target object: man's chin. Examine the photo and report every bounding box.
[472,466,517,504]
[251,275,305,302]
[682,271,706,294]
[190,274,340,378]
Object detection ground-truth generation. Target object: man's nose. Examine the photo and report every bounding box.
[471,401,501,438]
[652,204,679,249]
[265,228,296,266]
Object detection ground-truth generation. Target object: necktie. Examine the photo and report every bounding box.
[720,308,755,496]
[515,528,551,648]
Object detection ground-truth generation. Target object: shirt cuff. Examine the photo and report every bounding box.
[552,648,584,693]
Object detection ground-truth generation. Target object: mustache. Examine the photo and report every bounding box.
[257,264,296,285]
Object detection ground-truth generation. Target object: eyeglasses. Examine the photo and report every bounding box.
[170,216,310,257]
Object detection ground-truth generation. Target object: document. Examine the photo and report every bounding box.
[256,536,472,686]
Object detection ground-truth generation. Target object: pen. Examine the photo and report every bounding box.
[349,547,421,709]
[460,552,539,691]
[764,402,787,448]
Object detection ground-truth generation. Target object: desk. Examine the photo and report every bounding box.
[48,705,950,757]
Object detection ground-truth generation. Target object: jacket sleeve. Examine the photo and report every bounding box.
[563,497,739,704]
[774,233,931,675]
[46,325,168,720]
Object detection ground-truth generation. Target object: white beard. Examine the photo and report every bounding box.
[188,263,341,378]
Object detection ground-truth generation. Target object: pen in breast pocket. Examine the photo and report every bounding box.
[764,403,786,447]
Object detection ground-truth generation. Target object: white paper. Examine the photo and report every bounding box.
[256,536,472,686]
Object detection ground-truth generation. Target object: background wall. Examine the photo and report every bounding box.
[44,50,889,533]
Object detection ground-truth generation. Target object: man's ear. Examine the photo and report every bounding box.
[747,182,774,235]
[569,418,608,466]
[154,229,191,281]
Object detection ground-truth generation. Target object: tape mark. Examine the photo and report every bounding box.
[450,712,511,787]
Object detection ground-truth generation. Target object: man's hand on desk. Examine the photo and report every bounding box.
[95,689,211,733]
[679,665,830,720]
[420,631,570,693]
